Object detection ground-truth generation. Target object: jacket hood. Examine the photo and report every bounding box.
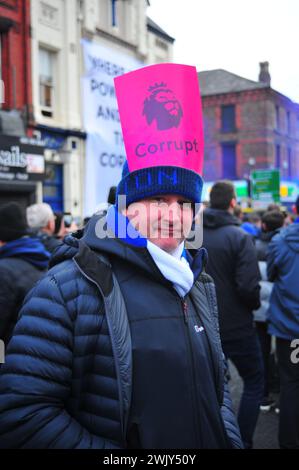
[0,236,50,269]
[203,208,241,229]
[50,207,207,282]
[280,223,299,253]
[50,213,156,276]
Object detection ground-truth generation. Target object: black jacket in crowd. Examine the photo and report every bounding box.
[0,237,50,345]
[37,232,62,254]
[203,208,261,342]
[255,230,280,261]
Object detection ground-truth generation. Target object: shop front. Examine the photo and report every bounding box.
[0,135,45,209]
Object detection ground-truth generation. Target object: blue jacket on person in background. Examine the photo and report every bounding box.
[267,222,299,340]
[0,211,243,449]
[253,229,281,323]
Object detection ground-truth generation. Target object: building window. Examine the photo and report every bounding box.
[221,105,235,133]
[275,144,281,169]
[39,48,55,118]
[155,38,168,51]
[222,142,236,179]
[287,111,291,135]
[111,0,118,27]
[275,105,280,130]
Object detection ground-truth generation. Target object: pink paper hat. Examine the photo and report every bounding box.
[114,63,204,205]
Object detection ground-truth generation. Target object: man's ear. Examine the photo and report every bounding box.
[230,197,237,209]
[47,218,55,233]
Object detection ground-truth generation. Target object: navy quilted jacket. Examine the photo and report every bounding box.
[0,213,242,449]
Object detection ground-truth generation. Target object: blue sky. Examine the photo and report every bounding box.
[148,0,299,103]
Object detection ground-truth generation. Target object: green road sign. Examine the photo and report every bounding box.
[251,169,280,204]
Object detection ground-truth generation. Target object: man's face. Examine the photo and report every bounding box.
[123,194,194,253]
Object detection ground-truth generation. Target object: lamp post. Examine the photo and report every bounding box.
[246,157,256,207]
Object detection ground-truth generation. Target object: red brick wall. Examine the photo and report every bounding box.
[0,0,33,129]
[202,89,299,181]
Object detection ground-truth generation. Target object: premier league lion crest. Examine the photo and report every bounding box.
[143,82,183,131]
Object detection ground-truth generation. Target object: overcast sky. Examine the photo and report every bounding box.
[147,0,299,103]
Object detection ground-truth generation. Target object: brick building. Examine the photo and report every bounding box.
[0,0,45,209]
[0,0,32,132]
[198,63,299,183]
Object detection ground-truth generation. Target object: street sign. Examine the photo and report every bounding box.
[251,169,280,208]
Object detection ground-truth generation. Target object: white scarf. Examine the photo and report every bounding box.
[147,241,194,298]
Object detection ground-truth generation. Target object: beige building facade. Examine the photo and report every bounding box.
[31,0,174,217]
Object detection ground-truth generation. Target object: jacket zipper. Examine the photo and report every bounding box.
[179,295,201,446]
[199,275,224,407]
[182,299,188,324]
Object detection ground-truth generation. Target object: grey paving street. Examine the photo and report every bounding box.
[228,361,279,449]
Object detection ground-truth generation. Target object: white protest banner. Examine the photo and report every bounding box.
[82,39,142,215]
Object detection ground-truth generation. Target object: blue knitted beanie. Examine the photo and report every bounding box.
[116,161,203,206]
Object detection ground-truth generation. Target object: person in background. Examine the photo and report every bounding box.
[267,196,299,449]
[267,203,281,212]
[233,205,244,223]
[254,210,284,411]
[0,202,50,346]
[54,212,68,240]
[27,203,61,254]
[203,180,263,449]
[107,186,116,206]
[63,213,79,234]
[241,213,262,240]
[266,204,294,227]
[283,211,295,226]
[255,211,285,261]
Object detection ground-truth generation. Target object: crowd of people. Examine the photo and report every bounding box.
[0,185,298,449]
[0,63,298,450]
[202,182,299,449]
[0,203,80,346]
